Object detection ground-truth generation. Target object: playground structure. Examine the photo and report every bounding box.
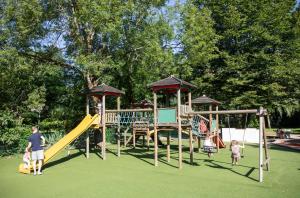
[18,76,270,182]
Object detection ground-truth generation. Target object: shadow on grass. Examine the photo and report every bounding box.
[269,144,300,153]
[123,148,154,166]
[43,149,84,170]
[204,159,258,182]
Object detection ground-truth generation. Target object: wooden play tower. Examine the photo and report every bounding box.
[149,75,196,169]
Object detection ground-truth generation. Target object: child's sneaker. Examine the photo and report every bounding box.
[38,172,43,175]
[33,172,37,176]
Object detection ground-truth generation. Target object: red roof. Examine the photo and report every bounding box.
[149,75,196,93]
[191,95,221,105]
[88,83,124,97]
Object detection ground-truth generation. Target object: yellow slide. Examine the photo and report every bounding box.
[18,114,99,174]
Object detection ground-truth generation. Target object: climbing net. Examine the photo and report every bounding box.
[106,111,154,126]
[191,114,209,137]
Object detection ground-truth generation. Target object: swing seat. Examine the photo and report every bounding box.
[203,145,217,153]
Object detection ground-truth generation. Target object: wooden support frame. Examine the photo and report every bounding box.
[189,129,193,164]
[188,91,192,110]
[216,105,219,152]
[209,105,212,132]
[117,96,121,157]
[177,88,182,169]
[187,107,269,182]
[167,131,170,162]
[86,96,90,159]
[102,95,106,160]
[153,92,158,166]
[259,107,263,182]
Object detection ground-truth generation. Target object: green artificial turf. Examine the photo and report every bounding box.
[0,141,299,198]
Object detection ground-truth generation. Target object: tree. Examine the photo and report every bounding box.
[194,0,300,117]
[179,1,220,95]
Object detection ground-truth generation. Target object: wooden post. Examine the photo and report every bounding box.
[188,91,192,111]
[197,137,201,152]
[167,131,170,162]
[263,117,270,171]
[124,128,127,147]
[177,88,182,169]
[133,129,136,148]
[153,92,158,166]
[259,107,264,182]
[267,114,272,129]
[216,105,219,152]
[102,95,106,160]
[86,96,90,159]
[147,128,150,150]
[189,129,193,164]
[117,96,121,157]
[209,104,212,132]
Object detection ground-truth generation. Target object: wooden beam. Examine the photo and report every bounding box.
[102,95,106,160]
[189,129,193,164]
[86,96,90,159]
[177,88,182,169]
[153,92,158,167]
[107,108,152,113]
[188,109,260,115]
[167,131,170,162]
[216,105,219,152]
[263,117,270,171]
[209,105,212,132]
[117,96,121,157]
[188,91,192,110]
[259,107,264,182]
[197,137,201,153]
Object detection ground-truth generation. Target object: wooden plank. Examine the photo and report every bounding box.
[107,108,152,113]
[189,109,260,115]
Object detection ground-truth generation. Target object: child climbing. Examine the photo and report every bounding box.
[23,149,31,169]
[230,140,244,165]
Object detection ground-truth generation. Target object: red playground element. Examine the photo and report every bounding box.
[213,136,226,148]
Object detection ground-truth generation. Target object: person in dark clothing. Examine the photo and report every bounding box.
[26,126,45,175]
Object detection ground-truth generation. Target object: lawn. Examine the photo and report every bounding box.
[0,141,299,198]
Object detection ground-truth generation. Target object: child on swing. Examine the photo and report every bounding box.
[203,133,215,158]
[230,140,244,165]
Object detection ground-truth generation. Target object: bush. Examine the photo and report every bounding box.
[42,130,64,149]
[40,118,64,131]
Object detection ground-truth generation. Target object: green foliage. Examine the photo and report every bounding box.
[43,131,64,148]
[0,110,31,155]
[24,85,46,114]
[0,0,299,155]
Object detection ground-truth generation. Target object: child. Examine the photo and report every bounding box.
[230,140,244,165]
[23,149,31,169]
[203,134,215,158]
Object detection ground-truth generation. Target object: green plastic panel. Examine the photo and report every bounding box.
[158,109,177,123]
[211,119,217,131]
